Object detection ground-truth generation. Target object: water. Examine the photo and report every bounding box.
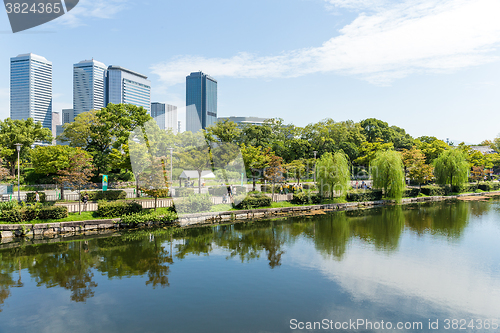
[1,200,500,332]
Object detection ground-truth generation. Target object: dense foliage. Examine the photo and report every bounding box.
[96,201,143,218]
[371,151,406,201]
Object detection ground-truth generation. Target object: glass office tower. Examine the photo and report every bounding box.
[107,66,151,113]
[10,53,52,130]
[73,59,107,117]
[151,102,178,133]
[186,71,217,132]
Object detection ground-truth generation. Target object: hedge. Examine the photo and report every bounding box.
[174,187,194,197]
[0,206,68,223]
[234,193,272,209]
[477,181,500,192]
[420,185,448,196]
[120,211,178,225]
[208,187,231,196]
[346,190,383,202]
[174,194,213,214]
[26,192,46,203]
[81,190,127,201]
[96,201,142,218]
[290,192,322,205]
[403,188,420,198]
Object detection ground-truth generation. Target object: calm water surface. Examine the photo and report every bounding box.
[1,200,500,332]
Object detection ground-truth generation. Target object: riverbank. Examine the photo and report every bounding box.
[1,191,499,244]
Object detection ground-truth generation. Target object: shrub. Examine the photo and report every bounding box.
[2,209,23,223]
[26,192,46,203]
[96,201,142,218]
[452,183,478,193]
[208,186,231,196]
[120,211,178,225]
[22,207,39,221]
[175,194,213,214]
[403,188,420,198]
[346,190,383,202]
[81,190,127,201]
[478,181,500,192]
[302,184,316,190]
[234,192,272,209]
[175,187,194,197]
[420,185,449,196]
[290,191,322,205]
[0,201,17,215]
[38,206,68,220]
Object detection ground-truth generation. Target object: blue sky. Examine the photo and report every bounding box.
[1,0,499,143]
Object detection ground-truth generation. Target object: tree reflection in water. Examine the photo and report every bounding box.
[0,199,492,307]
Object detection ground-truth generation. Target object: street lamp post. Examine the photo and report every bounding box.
[14,143,22,202]
[313,151,317,183]
[168,147,174,192]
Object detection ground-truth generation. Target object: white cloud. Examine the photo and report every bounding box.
[56,0,128,27]
[151,0,500,86]
[288,240,500,318]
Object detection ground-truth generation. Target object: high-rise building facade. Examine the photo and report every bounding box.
[62,108,74,124]
[107,66,151,113]
[186,71,217,132]
[10,53,52,130]
[73,59,107,117]
[151,102,178,133]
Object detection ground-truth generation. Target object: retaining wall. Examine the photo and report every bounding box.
[1,191,498,244]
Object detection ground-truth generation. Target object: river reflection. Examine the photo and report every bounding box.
[0,200,499,332]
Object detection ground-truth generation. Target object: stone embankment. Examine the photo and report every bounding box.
[1,191,499,244]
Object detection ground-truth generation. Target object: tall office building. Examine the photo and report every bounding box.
[186,71,217,132]
[10,53,52,130]
[73,59,107,117]
[62,108,74,124]
[151,102,178,133]
[107,66,151,113]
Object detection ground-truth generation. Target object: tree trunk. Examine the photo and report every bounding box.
[78,189,81,215]
[155,196,157,211]
[252,169,257,192]
[136,178,140,198]
[198,171,202,194]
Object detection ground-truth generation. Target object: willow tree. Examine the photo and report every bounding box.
[315,152,351,199]
[371,150,405,201]
[433,149,468,190]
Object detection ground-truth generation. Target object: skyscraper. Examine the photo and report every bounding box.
[186,71,217,132]
[73,59,107,117]
[10,53,52,130]
[151,102,178,133]
[107,66,151,113]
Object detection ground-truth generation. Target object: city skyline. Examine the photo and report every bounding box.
[1,0,500,142]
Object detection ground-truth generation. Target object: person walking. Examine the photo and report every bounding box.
[35,191,40,203]
[82,193,89,211]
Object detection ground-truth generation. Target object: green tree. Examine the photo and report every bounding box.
[315,152,351,199]
[415,136,450,163]
[354,139,394,166]
[204,119,242,143]
[402,147,433,189]
[285,159,306,184]
[433,149,469,190]
[0,118,52,175]
[57,152,95,214]
[371,150,405,201]
[240,144,272,191]
[59,104,152,179]
[264,155,285,201]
